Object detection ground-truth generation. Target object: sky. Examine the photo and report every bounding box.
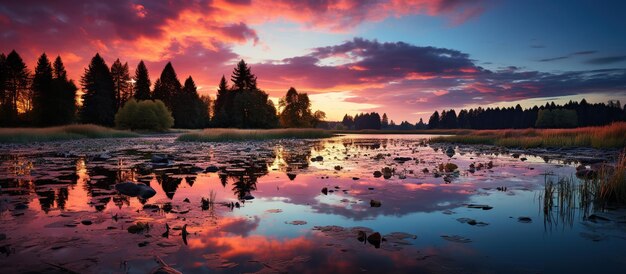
[1,0,625,122]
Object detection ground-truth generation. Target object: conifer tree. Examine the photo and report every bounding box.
[32,53,53,125]
[133,60,151,100]
[80,53,115,126]
[110,59,131,110]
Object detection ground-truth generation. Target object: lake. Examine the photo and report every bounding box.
[0,134,624,273]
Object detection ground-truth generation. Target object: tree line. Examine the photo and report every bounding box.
[340,99,626,130]
[0,50,324,129]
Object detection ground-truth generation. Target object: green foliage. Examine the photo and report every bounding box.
[80,53,116,126]
[177,128,333,142]
[115,99,174,131]
[536,109,578,128]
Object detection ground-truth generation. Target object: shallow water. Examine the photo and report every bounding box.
[0,134,625,274]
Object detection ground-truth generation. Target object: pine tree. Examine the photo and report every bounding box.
[32,53,53,125]
[133,60,151,100]
[152,62,181,110]
[0,53,6,123]
[231,60,257,91]
[381,113,389,128]
[172,76,209,128]
[52,56,77,124]
[80,53,116,126]
[212,75,230,127]
[1,50,30,126]
[110,59,131,110]
[428,111,440,129]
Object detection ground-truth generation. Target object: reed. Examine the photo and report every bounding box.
[177,128,334,142]
[430,122,626,149]
[0,124,138,143]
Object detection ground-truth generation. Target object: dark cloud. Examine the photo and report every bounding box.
[252,38,625,121]
[538,50,597,62]
[586,55,626,65]
[255,38,481,90]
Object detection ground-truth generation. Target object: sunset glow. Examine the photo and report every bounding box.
[2,0,624,121]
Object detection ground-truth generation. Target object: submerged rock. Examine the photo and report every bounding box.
[357,231,367,243]
[205,165,220,173]
[367,232,382,248]
[128,222,149,234]
[467,204,493,210]
[441,235,471,243]
[115,182,157,199]
[151,154,170,164]
[517,217,532,223]
[370,200,382,207]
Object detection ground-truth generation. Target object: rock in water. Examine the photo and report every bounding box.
[370,200,382,207]
[115,182,157,199]
[321,187,328,195]
[445,147,455,158]
[205,165,220,173]
[373,171,383,178]
[357,231,367,243]
[367,232,382,248]
[151,154,170,164]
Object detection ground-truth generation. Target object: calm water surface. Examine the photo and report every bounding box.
[0,134,624,273]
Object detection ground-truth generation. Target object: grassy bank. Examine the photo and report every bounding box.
[177,128,334,142]
[430,122,626,149]
[332,129,472,135]
[0,124,138,143]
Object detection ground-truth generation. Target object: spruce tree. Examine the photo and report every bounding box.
[110,59,131,110]
[80,53,115,126]
[133,60,151,100]
[212,75,230,127]
[52,56,77,124]
[152,62,181,110]
[231,60,257,91]
[1,50,30,126]
[32,53,53,126]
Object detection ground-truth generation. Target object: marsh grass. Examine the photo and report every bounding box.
[541,152,626,231]
[430,122,626,148]
[177,128,334,142]
[541,174,597,231]
[598,151,626,204]
[0,124,138,143]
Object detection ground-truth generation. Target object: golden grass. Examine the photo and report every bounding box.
[177,128,334,142]
[0,124,138,143]
[430,122,626,149]
[598,151,626,203]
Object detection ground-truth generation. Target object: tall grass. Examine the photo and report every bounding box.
[0,124,138,143]
[430,122,626,149]
[177,128,334,142]
[598,151,626,203]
